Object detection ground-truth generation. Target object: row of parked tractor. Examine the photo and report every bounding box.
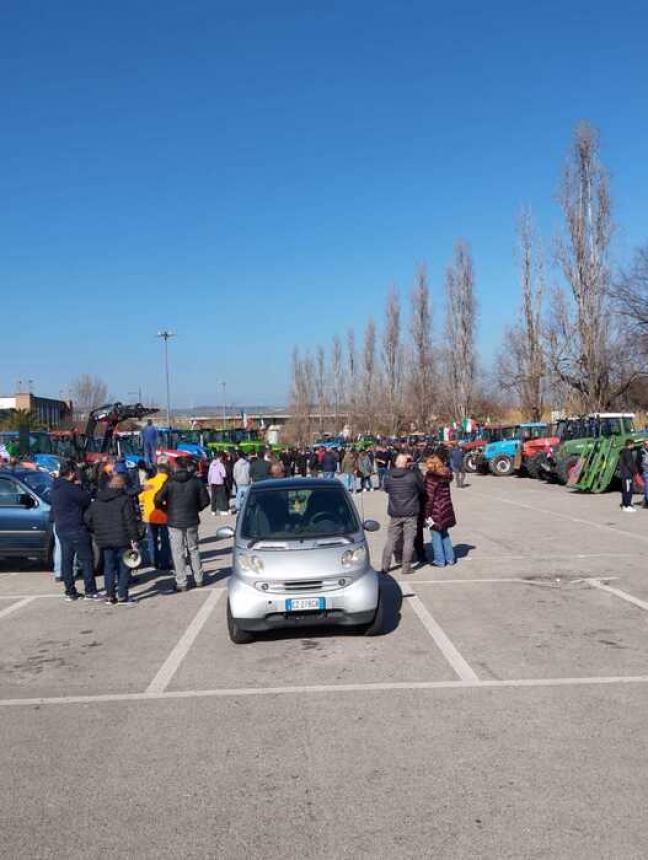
[460,413,646,493]
[0,402,279,480]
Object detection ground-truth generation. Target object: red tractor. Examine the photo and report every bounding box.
[514,424,560,478]
[81,403,160,463]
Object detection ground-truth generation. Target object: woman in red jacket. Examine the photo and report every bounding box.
[424,450,457,567]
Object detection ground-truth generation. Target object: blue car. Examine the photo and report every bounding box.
[0,467,54,568]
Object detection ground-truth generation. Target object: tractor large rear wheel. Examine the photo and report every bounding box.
[463,451,478,473]
[526,453,544,480]
[490,454,514,477]
[556,455,579,485]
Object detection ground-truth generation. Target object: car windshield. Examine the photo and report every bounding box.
[240,486,360,540]
[20,471,53,503]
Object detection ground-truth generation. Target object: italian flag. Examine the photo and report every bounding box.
[442,426,453,442]
[462,417,476,433]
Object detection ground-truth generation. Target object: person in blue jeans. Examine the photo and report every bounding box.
[85,473,140,604]
[50,463,99,601]
[423,452,457,567]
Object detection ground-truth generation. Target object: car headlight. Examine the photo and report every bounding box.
[341,546,367,568]
[239,554,264,573]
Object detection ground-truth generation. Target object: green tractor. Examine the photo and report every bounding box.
[552,414,645,492]
[204,427,281,456]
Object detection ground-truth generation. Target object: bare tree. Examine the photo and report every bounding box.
[443,241,477,418]
[613,242,648,351]
[382,287,402,434]
[346,328,358,434]
[408,264,435,429]
[546,122,622,409]
[69,374,109,417]
[498,210,546,420]
[288,349,314,444]
[331,335,344,431]
[315,345,327,434]
[362,319,378,430]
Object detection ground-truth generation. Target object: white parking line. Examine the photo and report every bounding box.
[2,674,648,708]
[398,582,479,682]
[406,576,620,586]
[146,589,224,693]
[0,586,229,600]
[589,579,648,612]
[0,596,37,619]
[405,578,550,585]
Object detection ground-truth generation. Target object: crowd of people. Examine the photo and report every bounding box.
[49,455,211,602]
[45,438,462,603]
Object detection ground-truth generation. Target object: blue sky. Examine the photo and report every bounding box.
[2,0,647,408]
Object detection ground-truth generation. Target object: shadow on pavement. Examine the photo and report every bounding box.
[132,567,232,602]
[453,543,476,559]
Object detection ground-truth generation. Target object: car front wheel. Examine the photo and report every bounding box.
[227,600,255,644]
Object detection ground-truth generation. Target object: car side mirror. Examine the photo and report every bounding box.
[363,519,380,532]
[20,493,36,509]
[216,526,235,540]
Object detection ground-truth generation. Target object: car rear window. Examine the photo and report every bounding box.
[241,486,360,540]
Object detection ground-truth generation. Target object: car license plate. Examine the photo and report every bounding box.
[285,597,325,612]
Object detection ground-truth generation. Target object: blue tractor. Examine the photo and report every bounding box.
[481,422,548,477]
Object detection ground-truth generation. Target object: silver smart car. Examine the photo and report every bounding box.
[217,477,383,643]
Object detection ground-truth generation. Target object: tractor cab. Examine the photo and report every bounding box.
[553,413,645,491]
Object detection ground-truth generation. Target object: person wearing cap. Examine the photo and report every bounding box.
[85,473,141,604]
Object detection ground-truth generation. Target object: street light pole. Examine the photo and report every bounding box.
[156,330,176,428]
[221,381,227,430]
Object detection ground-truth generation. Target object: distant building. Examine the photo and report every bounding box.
[0,391,72,427]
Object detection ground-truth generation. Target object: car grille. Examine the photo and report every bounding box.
[283,580,323,591]
[258,577,351,594]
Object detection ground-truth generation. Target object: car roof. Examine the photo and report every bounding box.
[0,466,46,481]
[250,477,344,491]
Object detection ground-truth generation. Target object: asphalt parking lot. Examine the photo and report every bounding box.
[2,476,648,858]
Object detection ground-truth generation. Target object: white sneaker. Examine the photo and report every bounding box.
[219,511,229,517]
[211,512,216,517]
[623,506,636,513]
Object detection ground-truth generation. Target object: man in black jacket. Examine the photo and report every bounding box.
[619,439,638,512]
[154,457,210,591]
[85,473,140,604]
[50,462,99,601]
[381,454,425,576]
[249,450,271,483]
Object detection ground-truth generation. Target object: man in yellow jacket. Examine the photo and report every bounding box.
[139,464,172,570]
